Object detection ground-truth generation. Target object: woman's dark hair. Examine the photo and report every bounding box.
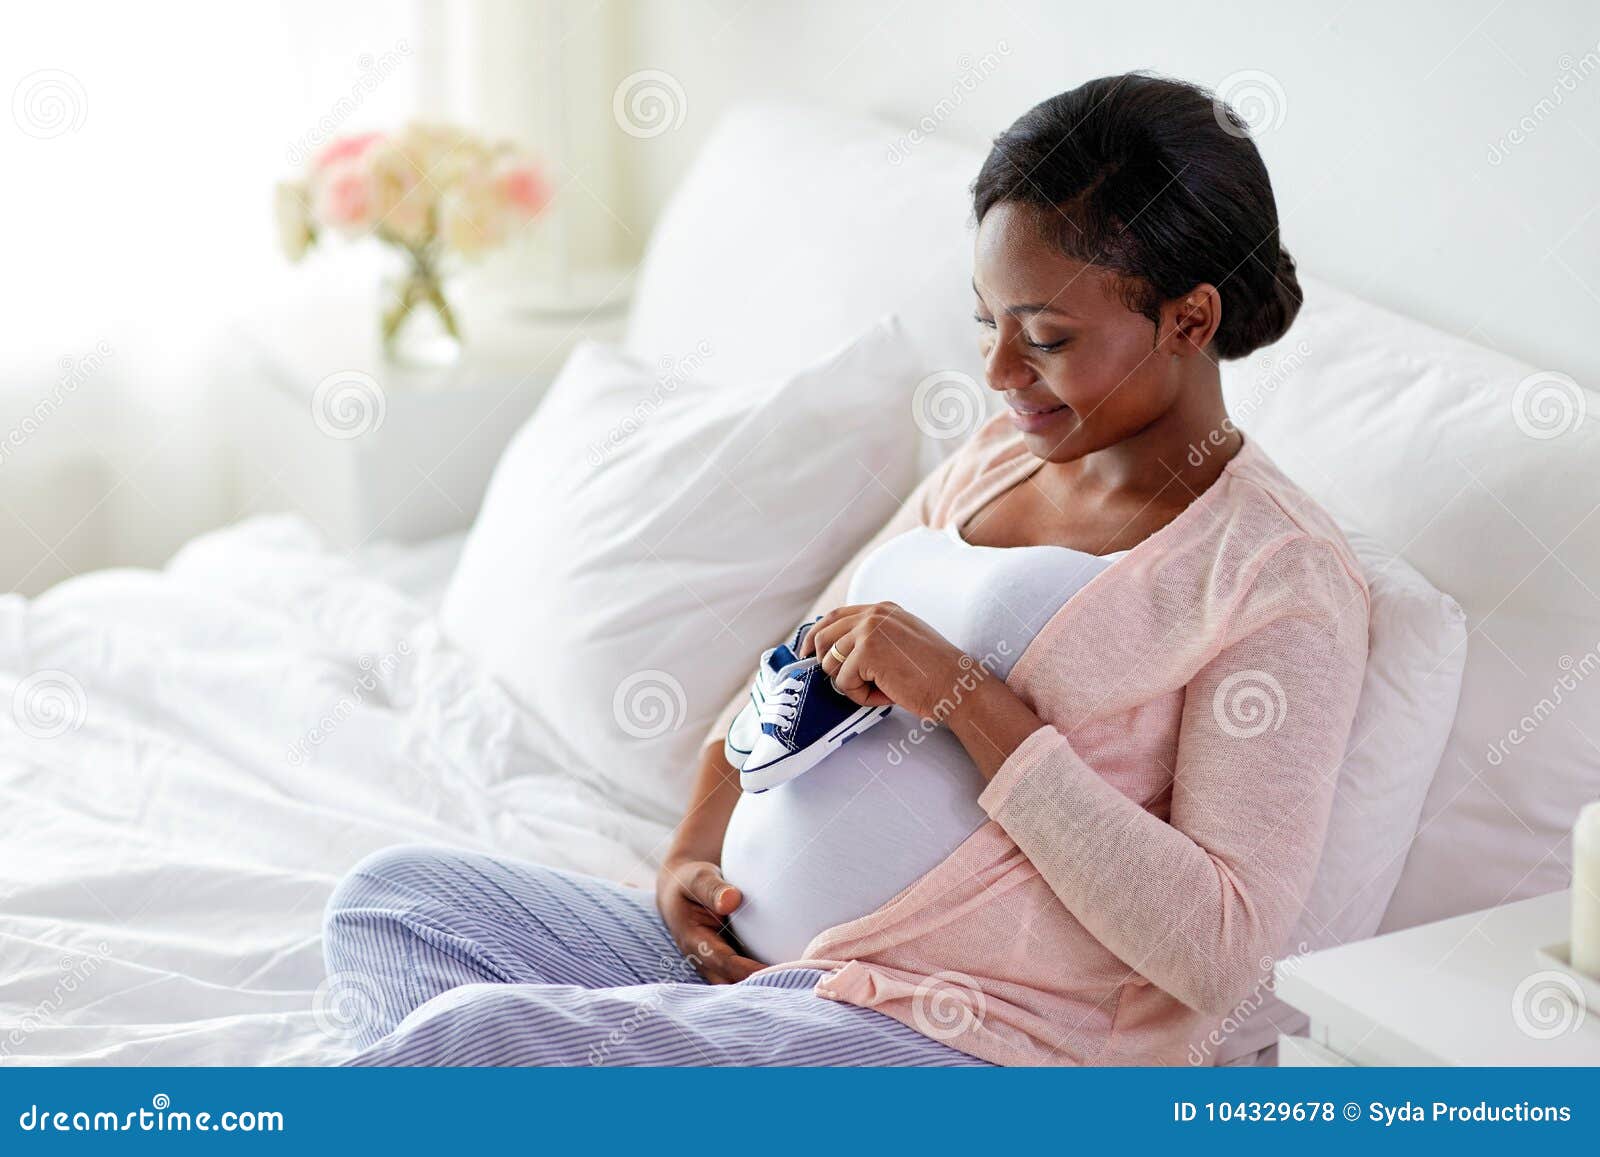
[972,73,1301,360]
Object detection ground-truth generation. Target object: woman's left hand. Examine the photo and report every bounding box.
[797,602,975,722]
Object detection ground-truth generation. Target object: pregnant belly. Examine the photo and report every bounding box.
[720,707,989,965]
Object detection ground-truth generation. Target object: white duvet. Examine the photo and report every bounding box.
[0,516,673,1065]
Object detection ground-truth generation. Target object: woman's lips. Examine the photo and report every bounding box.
[1006,401,1070,433]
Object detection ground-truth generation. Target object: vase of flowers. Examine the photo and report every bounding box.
[275,123,551,366]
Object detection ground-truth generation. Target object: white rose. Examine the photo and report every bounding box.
[366,141,432,248]
[439,173,507,258]
[274,181,315,261]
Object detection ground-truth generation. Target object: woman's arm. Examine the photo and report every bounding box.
[656,738,763,983]
[943,670,1048,781]
[953,538,1370,1016]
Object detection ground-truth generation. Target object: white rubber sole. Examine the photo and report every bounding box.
[738,703,893,793]
[723,692,762,768]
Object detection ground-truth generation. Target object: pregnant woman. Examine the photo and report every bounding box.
[322,73,1369,1066]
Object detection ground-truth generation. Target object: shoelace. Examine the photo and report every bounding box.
[755,676,806,729]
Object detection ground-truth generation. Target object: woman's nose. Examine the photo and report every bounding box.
[983,333,1031,393]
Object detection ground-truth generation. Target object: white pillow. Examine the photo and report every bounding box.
[625,101,997,477]
[1209,525,1467,1064]
[440,318,923,822]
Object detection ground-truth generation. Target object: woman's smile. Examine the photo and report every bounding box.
[1005,398,1072,433]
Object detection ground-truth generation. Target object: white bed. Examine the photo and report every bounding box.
[0,516,669,1065]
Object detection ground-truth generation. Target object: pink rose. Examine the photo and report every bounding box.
[313,158,373,234]
[311,131,382,173]
[496,161,550,218]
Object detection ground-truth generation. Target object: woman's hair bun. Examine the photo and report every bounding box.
[1214,246,1302,360]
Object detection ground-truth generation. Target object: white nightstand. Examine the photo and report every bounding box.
[1273,889,1600,1066]
[226,267,626,549]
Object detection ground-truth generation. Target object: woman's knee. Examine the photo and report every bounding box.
[322,845,570,943]
[323,843,474,954]
[327,844,439,914]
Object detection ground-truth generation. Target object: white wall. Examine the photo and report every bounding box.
[615,0,1600,389]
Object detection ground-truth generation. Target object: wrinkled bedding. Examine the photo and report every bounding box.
[0,516,672,1065]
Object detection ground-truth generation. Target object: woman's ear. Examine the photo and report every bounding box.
[1162,283,1222,357]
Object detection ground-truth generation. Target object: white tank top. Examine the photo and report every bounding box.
[721,520,1125,964]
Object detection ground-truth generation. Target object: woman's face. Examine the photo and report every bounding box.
[972,200,1184,463]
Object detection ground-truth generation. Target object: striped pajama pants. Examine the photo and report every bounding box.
[321,845,990,1067]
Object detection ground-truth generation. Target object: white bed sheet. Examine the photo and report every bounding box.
[0,515,673,1065]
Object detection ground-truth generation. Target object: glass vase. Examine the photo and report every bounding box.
[380,254,462,368]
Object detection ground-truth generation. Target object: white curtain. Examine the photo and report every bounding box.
[1,1,427,590]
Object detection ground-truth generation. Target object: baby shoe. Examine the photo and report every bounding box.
[735,624,893,793]
[724,615,822,769]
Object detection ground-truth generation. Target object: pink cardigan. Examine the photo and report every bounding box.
[701,414,1369,1066]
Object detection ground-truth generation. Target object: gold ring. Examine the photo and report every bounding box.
[826,643,848,665]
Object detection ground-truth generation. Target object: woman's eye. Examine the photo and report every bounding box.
[973,312,1067,352]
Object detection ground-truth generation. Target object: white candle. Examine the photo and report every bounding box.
[1573,801,1600,978]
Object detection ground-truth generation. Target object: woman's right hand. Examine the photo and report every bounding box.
[656,858,764,984]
